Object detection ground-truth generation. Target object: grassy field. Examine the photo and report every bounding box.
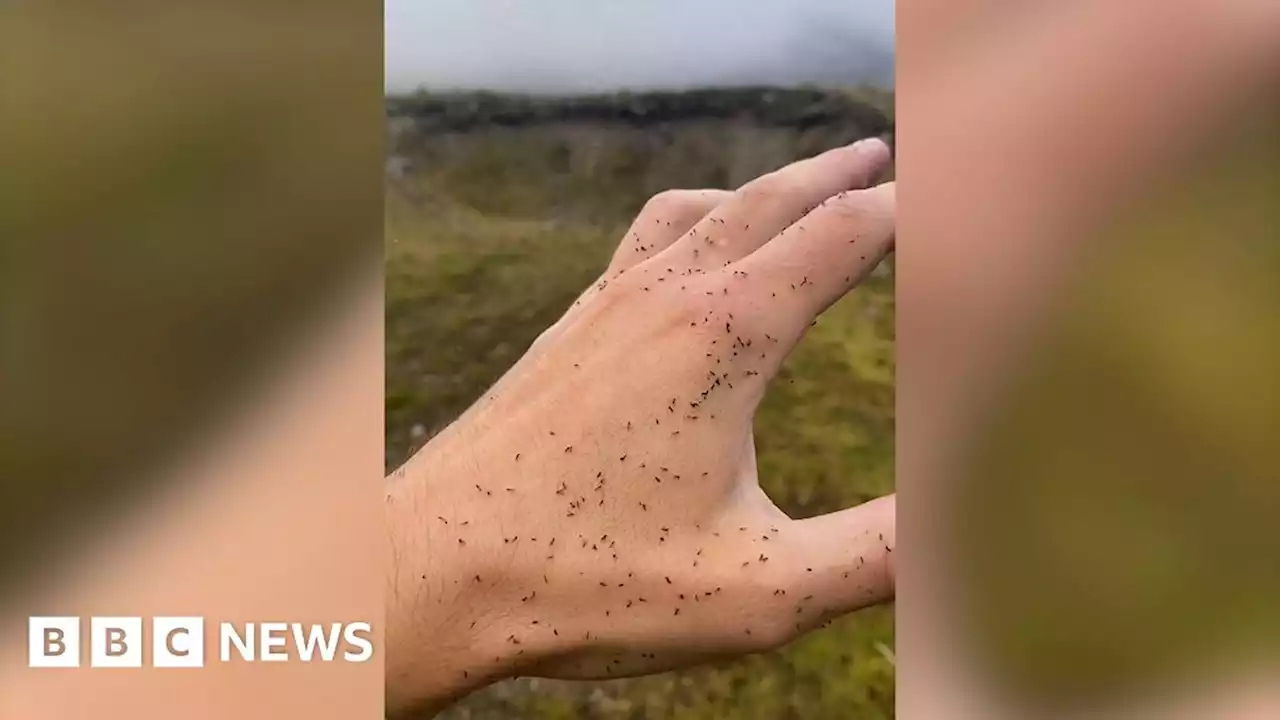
[385,87,895,718]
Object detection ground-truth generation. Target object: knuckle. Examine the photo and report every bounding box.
[642,189,704,220]
[823,189,892,224]
[741,173,809,208]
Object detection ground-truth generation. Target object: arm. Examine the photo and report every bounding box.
[384,138,898,716]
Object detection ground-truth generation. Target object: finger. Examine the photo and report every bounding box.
[607,189,733,275]
[523,189,730,357]
[735,182,895,339]
[778,494,896,629]
[672,138,891,270]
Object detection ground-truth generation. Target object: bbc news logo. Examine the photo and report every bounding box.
[28,617,373,668]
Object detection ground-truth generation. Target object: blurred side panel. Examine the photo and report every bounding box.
[897,1,1280,718]
[1,0,384,718]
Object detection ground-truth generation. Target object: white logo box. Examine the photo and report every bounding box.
[28,617,205,668]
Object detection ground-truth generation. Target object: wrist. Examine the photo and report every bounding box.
[383,459,534,716]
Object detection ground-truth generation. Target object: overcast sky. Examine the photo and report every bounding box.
[385,0,894,94]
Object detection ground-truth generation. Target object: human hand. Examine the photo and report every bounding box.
[385,137,896,715]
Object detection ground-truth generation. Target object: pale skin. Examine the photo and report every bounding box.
[385,138,898,716]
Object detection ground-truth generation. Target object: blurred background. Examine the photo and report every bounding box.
[384,0,897,717]
[2,3,384,719]
[2,1,381,596]
[950,118,1280,711]
[897,4,1280,714]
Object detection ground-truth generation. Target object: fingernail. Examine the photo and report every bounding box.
[850,137,889,154]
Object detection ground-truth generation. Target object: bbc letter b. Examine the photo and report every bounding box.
[29,617,80,668]
[90,617,143,667]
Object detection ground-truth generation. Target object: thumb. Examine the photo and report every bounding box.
[776,494,896,630]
